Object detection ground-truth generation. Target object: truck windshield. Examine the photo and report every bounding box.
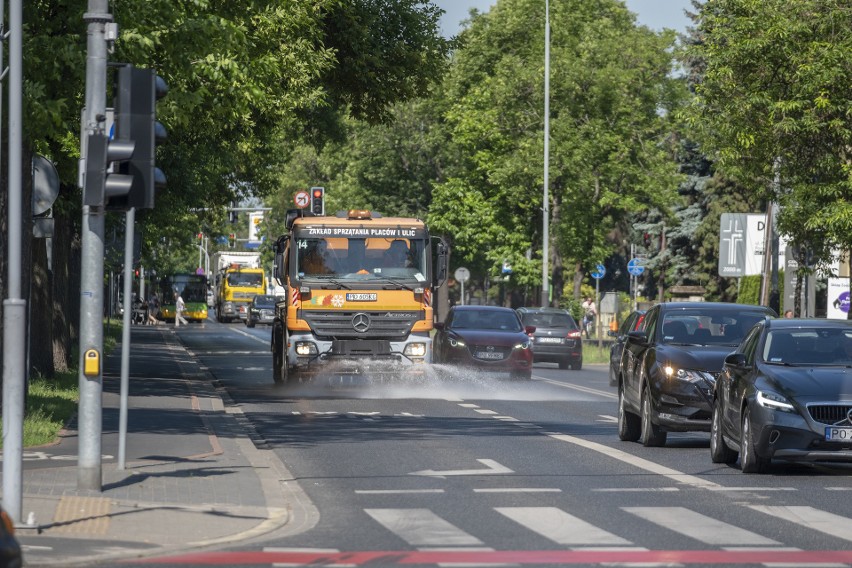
[295,237,428,282]
[227,272,264,287]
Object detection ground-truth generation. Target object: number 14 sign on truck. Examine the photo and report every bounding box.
[271,206,448,384]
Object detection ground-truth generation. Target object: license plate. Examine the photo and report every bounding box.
[346,293,377,301]
[825,427,852,441]
[538,337,563,344]
[475,352,504,360]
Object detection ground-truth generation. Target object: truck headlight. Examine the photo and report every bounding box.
[295,342,318,356]
[404,343,427,357]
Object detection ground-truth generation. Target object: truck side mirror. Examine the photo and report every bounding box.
[434,238,449,288]
[273,235,288,283]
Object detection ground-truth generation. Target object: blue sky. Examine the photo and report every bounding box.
[433,0,694,38]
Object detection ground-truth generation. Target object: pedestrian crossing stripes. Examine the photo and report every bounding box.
[360,505,852,553]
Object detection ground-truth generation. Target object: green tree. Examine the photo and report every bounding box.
[683,0,852,275]
[428,0,684,307]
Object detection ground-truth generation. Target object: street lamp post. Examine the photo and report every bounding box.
[541,0,550,308]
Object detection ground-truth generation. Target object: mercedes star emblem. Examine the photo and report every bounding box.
[352,313,371,333]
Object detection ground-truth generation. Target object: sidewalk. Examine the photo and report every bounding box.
[6,326,311,567]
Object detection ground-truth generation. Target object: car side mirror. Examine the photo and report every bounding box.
[433,322,445,331]
[724,352,748,368]
[525,325,536,335]
[627,330,647,344]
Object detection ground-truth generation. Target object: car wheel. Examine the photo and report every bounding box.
[570,358,583,371]
[710,399,738,464]
[617,383,640,442]
[640,384,667,447]
[740,406,769,473]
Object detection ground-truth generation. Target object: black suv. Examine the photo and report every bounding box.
[517,307,583,370]
[617,302,775,447]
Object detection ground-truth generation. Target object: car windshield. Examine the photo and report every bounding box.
[227,272,263,287]
[253,295,276,308]
[521,313,576,329]
[661,309,766,345]
[452,310,523,332]
[763,328,852,366]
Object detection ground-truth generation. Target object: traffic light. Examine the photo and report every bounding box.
[108,65,168,210]
[83,132,135,206]
[228,233,236,248]
[310,186,325,215]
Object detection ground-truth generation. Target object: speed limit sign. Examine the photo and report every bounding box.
[294,191,309,209]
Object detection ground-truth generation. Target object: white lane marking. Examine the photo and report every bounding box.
[593,487,679,493]
[409,459,514,478]
[495,507,632,546]
[458,403,480,408]
[546,433,721,490]
[749,506,852,542]
[623,507,780,546]
[706,486,797,492]
[535,377,617,399]
[365,508,483,546]
[826,487,852,491]
[229,326,269,345]
[494,416,519,421]
[597,415,618,423]
[356,489,445,495]
[473,488,561,493]
[474,409,498,415]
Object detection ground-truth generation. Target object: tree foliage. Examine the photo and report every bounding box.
[682,0,852,267]
[426,0,684,305]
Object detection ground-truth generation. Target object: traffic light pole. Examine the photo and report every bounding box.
[118,207,135,470]
[78,0,113,491]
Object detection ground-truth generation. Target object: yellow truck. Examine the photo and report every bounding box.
[271,208,448,384]
[211,251,267,323]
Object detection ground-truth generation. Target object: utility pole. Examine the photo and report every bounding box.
[2,0,26,523]
[541,0,550,308]
[78,0,114,491]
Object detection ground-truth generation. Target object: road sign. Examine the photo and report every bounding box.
[627,258,645,276]
[294,191,309,209]
[454,267,470,283]
[591,264,606,280]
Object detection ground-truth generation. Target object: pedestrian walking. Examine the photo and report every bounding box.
[581,296,597,339]
[175,292,188,327]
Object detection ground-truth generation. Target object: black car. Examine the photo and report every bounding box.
[0,505,22,568]
[433,305,535,380]
[245,294,278,328]
[711,318,852,473]
[517,307,583,370]
[608,310,646,386]
[617,301,776,447]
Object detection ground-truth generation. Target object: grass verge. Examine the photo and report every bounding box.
[1,319,122,449]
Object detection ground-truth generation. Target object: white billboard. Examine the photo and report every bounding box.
[827,277,851,320]
[719,213,786,277]
[248,211,264,243]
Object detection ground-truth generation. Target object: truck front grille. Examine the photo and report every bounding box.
[301,310,423,340]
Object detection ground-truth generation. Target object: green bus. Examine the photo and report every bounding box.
[158,273,209,322]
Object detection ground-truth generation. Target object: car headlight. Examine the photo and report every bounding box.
[448,337,466,348]
[663,366,714,383]
[756,390,795,412]
[404,343,427,357]
[514,340,531,350]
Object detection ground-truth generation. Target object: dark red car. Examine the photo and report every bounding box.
[433,305,535,380]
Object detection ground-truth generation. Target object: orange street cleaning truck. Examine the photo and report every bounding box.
[271,208,448,384]
[211,251,267,323]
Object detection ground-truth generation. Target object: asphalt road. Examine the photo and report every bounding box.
[150,315,852,567]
